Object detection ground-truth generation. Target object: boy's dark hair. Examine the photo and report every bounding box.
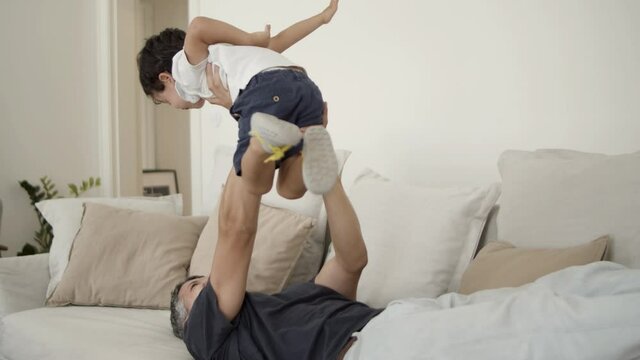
[137,28,186,96]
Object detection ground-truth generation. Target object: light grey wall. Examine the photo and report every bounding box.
[0,0,193,255]
[0,1,102,256]
[191,0,640,212]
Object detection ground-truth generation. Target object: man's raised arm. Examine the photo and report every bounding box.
[208,170,262,321]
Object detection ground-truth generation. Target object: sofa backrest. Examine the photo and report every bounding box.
[476,205,499,256]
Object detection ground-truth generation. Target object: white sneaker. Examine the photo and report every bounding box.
[302,126,339,194]
[249,113,302,158]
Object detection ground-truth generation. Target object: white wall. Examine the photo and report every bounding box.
[0,1,103,256]
[190,0,640,214]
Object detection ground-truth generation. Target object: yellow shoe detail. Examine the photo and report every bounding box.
[250,131,292,163]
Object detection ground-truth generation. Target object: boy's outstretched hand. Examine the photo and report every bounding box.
[250,24,272,48]
[321,0,339,24]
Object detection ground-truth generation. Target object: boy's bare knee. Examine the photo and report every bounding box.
[248,137,266,154]
[244,179,273,196]
[276,178,307,200]
[276,184,305,199]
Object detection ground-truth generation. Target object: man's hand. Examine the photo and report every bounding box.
[204,64,232,109]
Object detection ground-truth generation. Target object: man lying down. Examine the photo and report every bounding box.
[169,70,640,360]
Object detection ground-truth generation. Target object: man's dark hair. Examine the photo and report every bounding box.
[137,28,186,96]
[170,275,204,339]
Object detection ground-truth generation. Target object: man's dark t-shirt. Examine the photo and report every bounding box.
[184,281,382,360]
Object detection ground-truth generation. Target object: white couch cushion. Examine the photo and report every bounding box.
[0,307,191,360]
[497,149,640,268]
[0,254,49,318]
[346,169,500,308]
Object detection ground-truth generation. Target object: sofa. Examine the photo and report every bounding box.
[2,148,640,360]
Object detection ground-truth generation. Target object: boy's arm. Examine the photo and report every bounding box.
[184,17,271,64]
[268,0,339,53]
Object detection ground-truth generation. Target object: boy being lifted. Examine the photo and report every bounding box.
[138,1,340,196]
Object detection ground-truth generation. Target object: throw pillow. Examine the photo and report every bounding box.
[190,203,315,294]
[47,203,207,309]
[497,149,640,268]
[458,236,609,294]
[37,194,183,298]
[345,168,501,308]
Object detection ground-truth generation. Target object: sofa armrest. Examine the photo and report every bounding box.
[0,254,49,318]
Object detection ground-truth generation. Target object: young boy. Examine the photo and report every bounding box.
[137,1,340,195]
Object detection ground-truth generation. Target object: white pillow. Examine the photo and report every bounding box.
[36,194,183,298]
[497,149,640,268]
[346,169,500,308]
[206,145,351,287]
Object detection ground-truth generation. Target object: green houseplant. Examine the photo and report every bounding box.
[18,176,100,256]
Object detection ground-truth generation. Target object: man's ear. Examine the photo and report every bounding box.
[158,72,174,83]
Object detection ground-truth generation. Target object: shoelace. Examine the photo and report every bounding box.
[249,130,292,163]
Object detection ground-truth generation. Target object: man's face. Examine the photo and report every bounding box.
[179,276,208,313]
[153,72,205,110]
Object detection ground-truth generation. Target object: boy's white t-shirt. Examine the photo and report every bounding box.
[171,44,296,103]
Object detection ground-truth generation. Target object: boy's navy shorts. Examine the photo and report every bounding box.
[229,68,324,176]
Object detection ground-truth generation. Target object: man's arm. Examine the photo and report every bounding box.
[268,0,339,53]
[209,170,261,320]
[314,179,368,301]
[184,17,271,64]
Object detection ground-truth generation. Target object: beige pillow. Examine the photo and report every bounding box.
[458,236,608,295]
[190,204,315,294]
[47,203,207,309]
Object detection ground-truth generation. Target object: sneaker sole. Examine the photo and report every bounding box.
[250,113,302,153]
[302,126,339,194]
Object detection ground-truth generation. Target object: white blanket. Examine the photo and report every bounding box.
[345,262,640,360]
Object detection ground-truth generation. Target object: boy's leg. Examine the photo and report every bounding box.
[277,154,306,199]
[242,112,303,195]
[240,137,277,196]
[252,108,337,198]
[233,70,335,196]
[301,126,339,194]
[314,180,368,301]
[276,125,339,197]
[277,124,339,197]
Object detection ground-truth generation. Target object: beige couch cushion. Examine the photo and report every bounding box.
[47,203,207,309]
[459,236,608,294]
[190,204,315,294]
[36,195,183,298]
[498,149,640,268]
